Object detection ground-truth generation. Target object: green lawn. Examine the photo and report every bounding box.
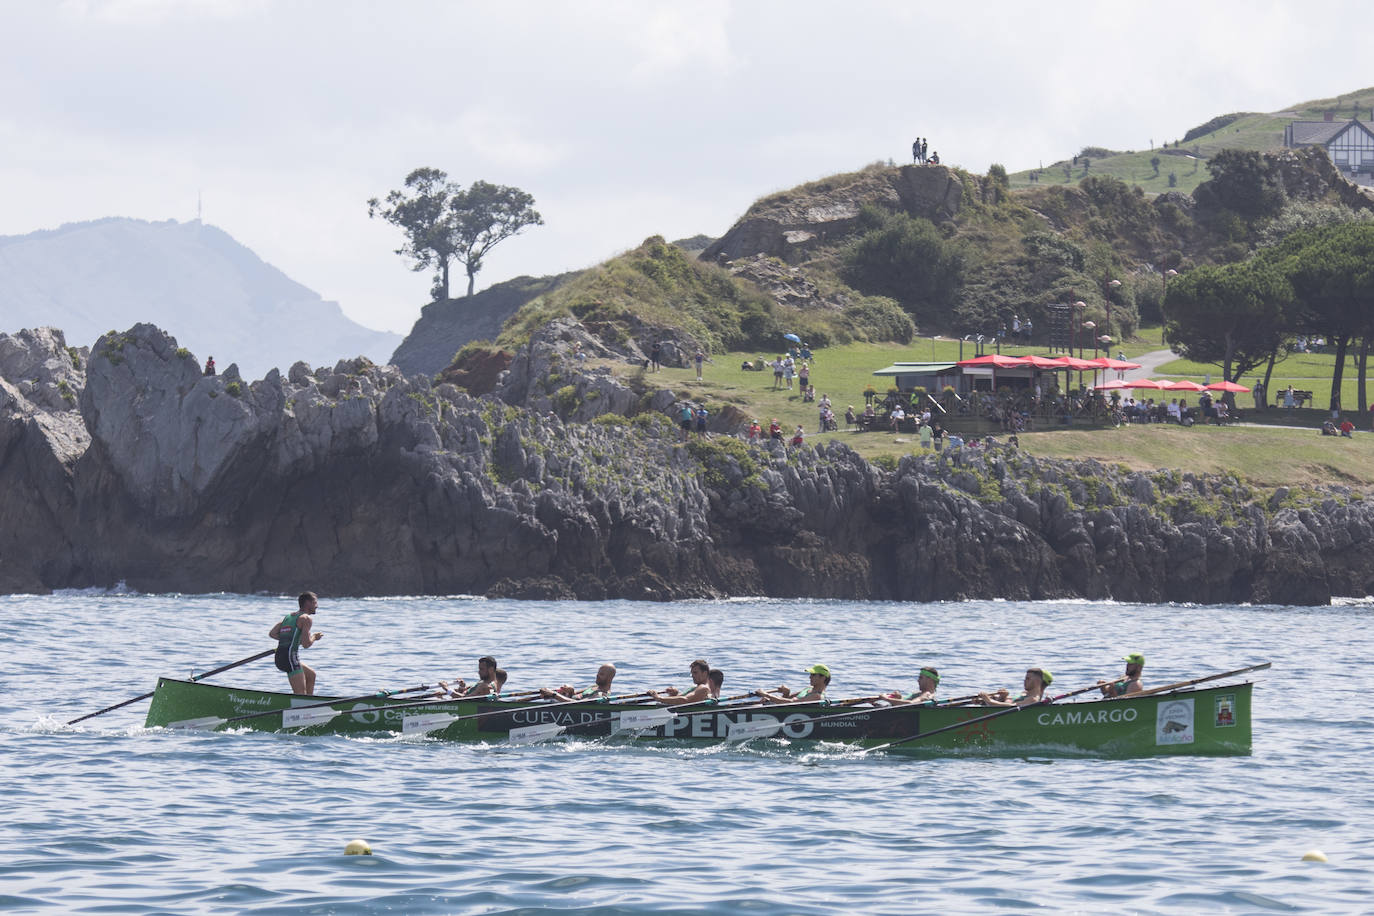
[594,335,1374,490]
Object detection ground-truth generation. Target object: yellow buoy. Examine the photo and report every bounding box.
[1301,849,1327,863]
[344,839,373,856]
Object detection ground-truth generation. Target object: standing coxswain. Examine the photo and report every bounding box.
[269,592,323,695]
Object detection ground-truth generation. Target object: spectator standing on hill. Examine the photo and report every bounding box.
[782,356,795,391]
[678,403,694,441]
[771,357,783,390]
[695,405,709,437]
[650,341,662,372]
[798,362,810,392]
[912,139,920,163]
[693,349,705,381]
[203,356,216,376]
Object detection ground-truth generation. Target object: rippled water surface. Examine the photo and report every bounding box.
[2,594,1371,914]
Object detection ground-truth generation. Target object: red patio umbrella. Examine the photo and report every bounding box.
[1160,379,1208,392]
[1206,380,1250,393]
[1099,357,1143,370]
[1127,379,1164,389]
[1094,379,1130,390]
[1059,356,1102,371]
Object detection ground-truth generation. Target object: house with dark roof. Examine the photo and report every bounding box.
[1284,114,1374,181]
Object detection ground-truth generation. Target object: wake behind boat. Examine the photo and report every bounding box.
[142,674,1257,758]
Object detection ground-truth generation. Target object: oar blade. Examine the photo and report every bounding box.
[281,706,339,728]
[401,713,457,735]
[167,716,224,731]
[508,722,567,745]
[614,708,674,732]
[727,717,781,742]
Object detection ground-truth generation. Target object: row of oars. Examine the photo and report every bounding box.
[66,652,1270,754]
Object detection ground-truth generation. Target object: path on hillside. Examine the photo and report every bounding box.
[1120,348,1177,379]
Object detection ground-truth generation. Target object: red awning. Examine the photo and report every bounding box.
[955,354,1032,368]
[1098,357,1142,370]
[1206,380,1251,393]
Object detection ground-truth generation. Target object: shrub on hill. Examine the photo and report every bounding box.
[841,205,963,325]
[1182,113,1250,144]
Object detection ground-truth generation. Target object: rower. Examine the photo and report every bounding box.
[757,664,831,704]
[540,663,616,702]
[269,591,323,695]
[884,666,939,705]
[492,668,509,698]
[1099,652,1145,697]
[648,659,712,706]
[978,668,1051,707]
[438,656,498,698]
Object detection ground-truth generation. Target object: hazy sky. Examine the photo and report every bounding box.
[3,0,1370,334]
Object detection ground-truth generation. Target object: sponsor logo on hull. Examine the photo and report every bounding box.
[1155,698,1195,745]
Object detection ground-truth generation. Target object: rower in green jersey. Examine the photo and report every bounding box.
[269,592,323,695]
[978,667,1052,707]
[438,655,499,698]
[648,659,713,706]
[883,666,940,705]
[757,664,831,704]
[1099,652,1145,697]
[540,663,616,702]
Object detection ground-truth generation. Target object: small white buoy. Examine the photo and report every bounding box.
[1301,849,1327,863]
[344,839,373,856]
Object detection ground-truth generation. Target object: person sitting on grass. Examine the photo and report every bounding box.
[1340,417,1355,438]
[1322,419,1339,436]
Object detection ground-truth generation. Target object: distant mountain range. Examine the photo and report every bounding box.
[0,217,400,379]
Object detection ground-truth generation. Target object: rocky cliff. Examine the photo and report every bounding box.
[2,323,1372,604]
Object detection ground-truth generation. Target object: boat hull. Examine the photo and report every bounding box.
[144,679,1252,758]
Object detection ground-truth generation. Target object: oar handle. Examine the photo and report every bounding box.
[66,648,275,725]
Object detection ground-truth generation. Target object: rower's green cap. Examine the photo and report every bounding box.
[1123,652,1145,666]
[805,663,831,678]
[919,667,940,685]
[1039,669,1054,685]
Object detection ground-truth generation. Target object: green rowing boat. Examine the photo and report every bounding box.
[144,677,1254,758]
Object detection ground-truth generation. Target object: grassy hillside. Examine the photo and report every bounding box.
[1008,86,1374,194]
[583,334,1374,489]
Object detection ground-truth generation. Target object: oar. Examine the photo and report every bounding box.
[1113,662,1272,700]
[66,648,274,725]
[726,695,892,742]
[861,681,1109,755]
[168,683,442,730]
[398,690,649,737]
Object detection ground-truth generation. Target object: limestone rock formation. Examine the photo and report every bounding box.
[702,165,963,265]
[2,323,1372,604]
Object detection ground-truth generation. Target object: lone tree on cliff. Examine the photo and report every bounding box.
[368,168,543,300]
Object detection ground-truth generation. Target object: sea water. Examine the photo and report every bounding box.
[1,594,1370,914]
